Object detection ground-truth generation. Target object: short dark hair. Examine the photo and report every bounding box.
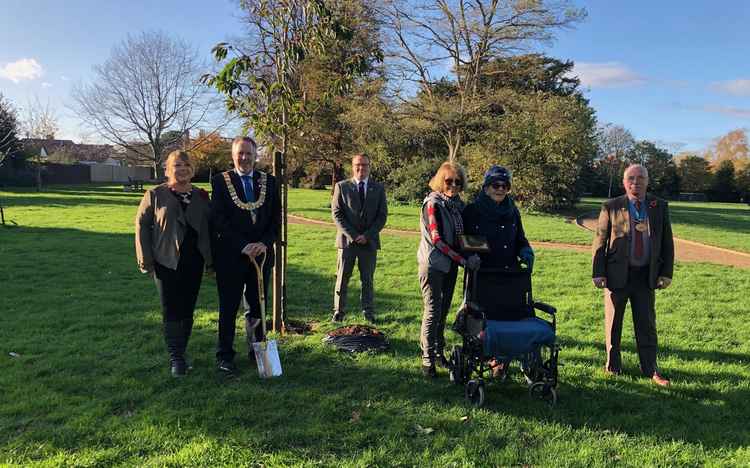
[232,136,257,151]
[352,153,369,164]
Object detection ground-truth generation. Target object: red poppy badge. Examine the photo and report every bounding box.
[649,200,657,208]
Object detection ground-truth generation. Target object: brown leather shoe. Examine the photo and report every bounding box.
[651,372,670,387]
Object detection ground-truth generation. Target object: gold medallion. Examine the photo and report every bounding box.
[635,223,648,232]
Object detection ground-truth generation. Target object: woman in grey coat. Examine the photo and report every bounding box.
[417,161,480,378]
[135,150,212,377]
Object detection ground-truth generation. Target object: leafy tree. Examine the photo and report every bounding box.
[290,0,384,189]
[463,88,596,210]
[707,159,737,202]
[381,0,585,161]
[710,128,749,171]
[0,93,22,169]
[72,31,222,179]
[677,155,711,193]
[204,0,380,329]
[736,165,750,202]
[482,54,582,97]
[628,141,680,197]
[0,93,22,224]
[190,132,232,180]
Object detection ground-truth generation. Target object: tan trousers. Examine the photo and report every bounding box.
[604,266,658,376]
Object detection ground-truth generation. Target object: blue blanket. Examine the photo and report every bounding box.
[483,317,555,358]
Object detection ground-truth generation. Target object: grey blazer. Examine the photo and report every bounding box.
[135,184,212,272]
[331,178,388,250]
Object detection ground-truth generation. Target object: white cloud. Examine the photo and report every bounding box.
[570,62,645,88]
[711,79,750,96]
[704,105,750,118]
[41,82,52,88]
[0,58,44,83]
[60,75,69,81]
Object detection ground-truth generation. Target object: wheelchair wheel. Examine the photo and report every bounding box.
[449,346,467,386]
[465,379,485,407]
[528,382,557,406]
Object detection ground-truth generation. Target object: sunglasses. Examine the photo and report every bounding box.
[444,178,463,187]
[490,182,508,190]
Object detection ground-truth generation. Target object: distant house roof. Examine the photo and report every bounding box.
[21,138,119,164]
[22,138,75,158]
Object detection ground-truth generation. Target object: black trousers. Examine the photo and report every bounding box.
[153,253,204,322]
[215,254,273,361]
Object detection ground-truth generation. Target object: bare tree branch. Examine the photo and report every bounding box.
[71,31,228,178]
[379,0,584,161]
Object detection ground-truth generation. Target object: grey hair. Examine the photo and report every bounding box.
[623,164,649,179]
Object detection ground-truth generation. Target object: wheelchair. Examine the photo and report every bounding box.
[449,266,560,407]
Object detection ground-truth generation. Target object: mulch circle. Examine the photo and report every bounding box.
[323,325,390,353]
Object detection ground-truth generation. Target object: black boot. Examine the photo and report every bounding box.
[164,321,186,377]
[244,314,261,362]
[181,318,194,371]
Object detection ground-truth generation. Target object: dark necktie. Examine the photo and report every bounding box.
[241,175,255,202]
[634,200,643,259]
[358,181,365,208]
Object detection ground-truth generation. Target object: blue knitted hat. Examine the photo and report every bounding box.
[483,165,511,188]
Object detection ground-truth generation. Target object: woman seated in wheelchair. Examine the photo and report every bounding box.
[453,166,558,403]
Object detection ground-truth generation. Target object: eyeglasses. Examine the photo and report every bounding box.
[490,182,508,190]
[444,178,463,187]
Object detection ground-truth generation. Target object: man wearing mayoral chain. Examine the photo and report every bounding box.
[211,136,279,374]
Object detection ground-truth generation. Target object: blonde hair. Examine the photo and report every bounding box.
[429,161,466,193]
[165,150,193,181]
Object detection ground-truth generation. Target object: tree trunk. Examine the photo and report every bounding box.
[35,161,42,192]
[152,144,163,180]
[271,108,289,333]
[445,131,461,163]
[273,150,284,333]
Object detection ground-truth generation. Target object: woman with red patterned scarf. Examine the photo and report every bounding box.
[417,162,481,378]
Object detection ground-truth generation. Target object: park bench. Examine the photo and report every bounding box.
[123,178,145,192]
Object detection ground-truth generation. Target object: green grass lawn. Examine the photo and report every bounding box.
[289,187,594,245]
[2,185,750,466]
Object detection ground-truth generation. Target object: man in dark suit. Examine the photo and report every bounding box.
[592,164,674,387]
[211,136,279,374]
[331,153,388,323]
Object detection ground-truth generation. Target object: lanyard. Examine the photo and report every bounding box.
[629,199,646,223]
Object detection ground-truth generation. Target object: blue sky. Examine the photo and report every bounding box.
[1,0,748,152]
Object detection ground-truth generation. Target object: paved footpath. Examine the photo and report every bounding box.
[289,214,750,269]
